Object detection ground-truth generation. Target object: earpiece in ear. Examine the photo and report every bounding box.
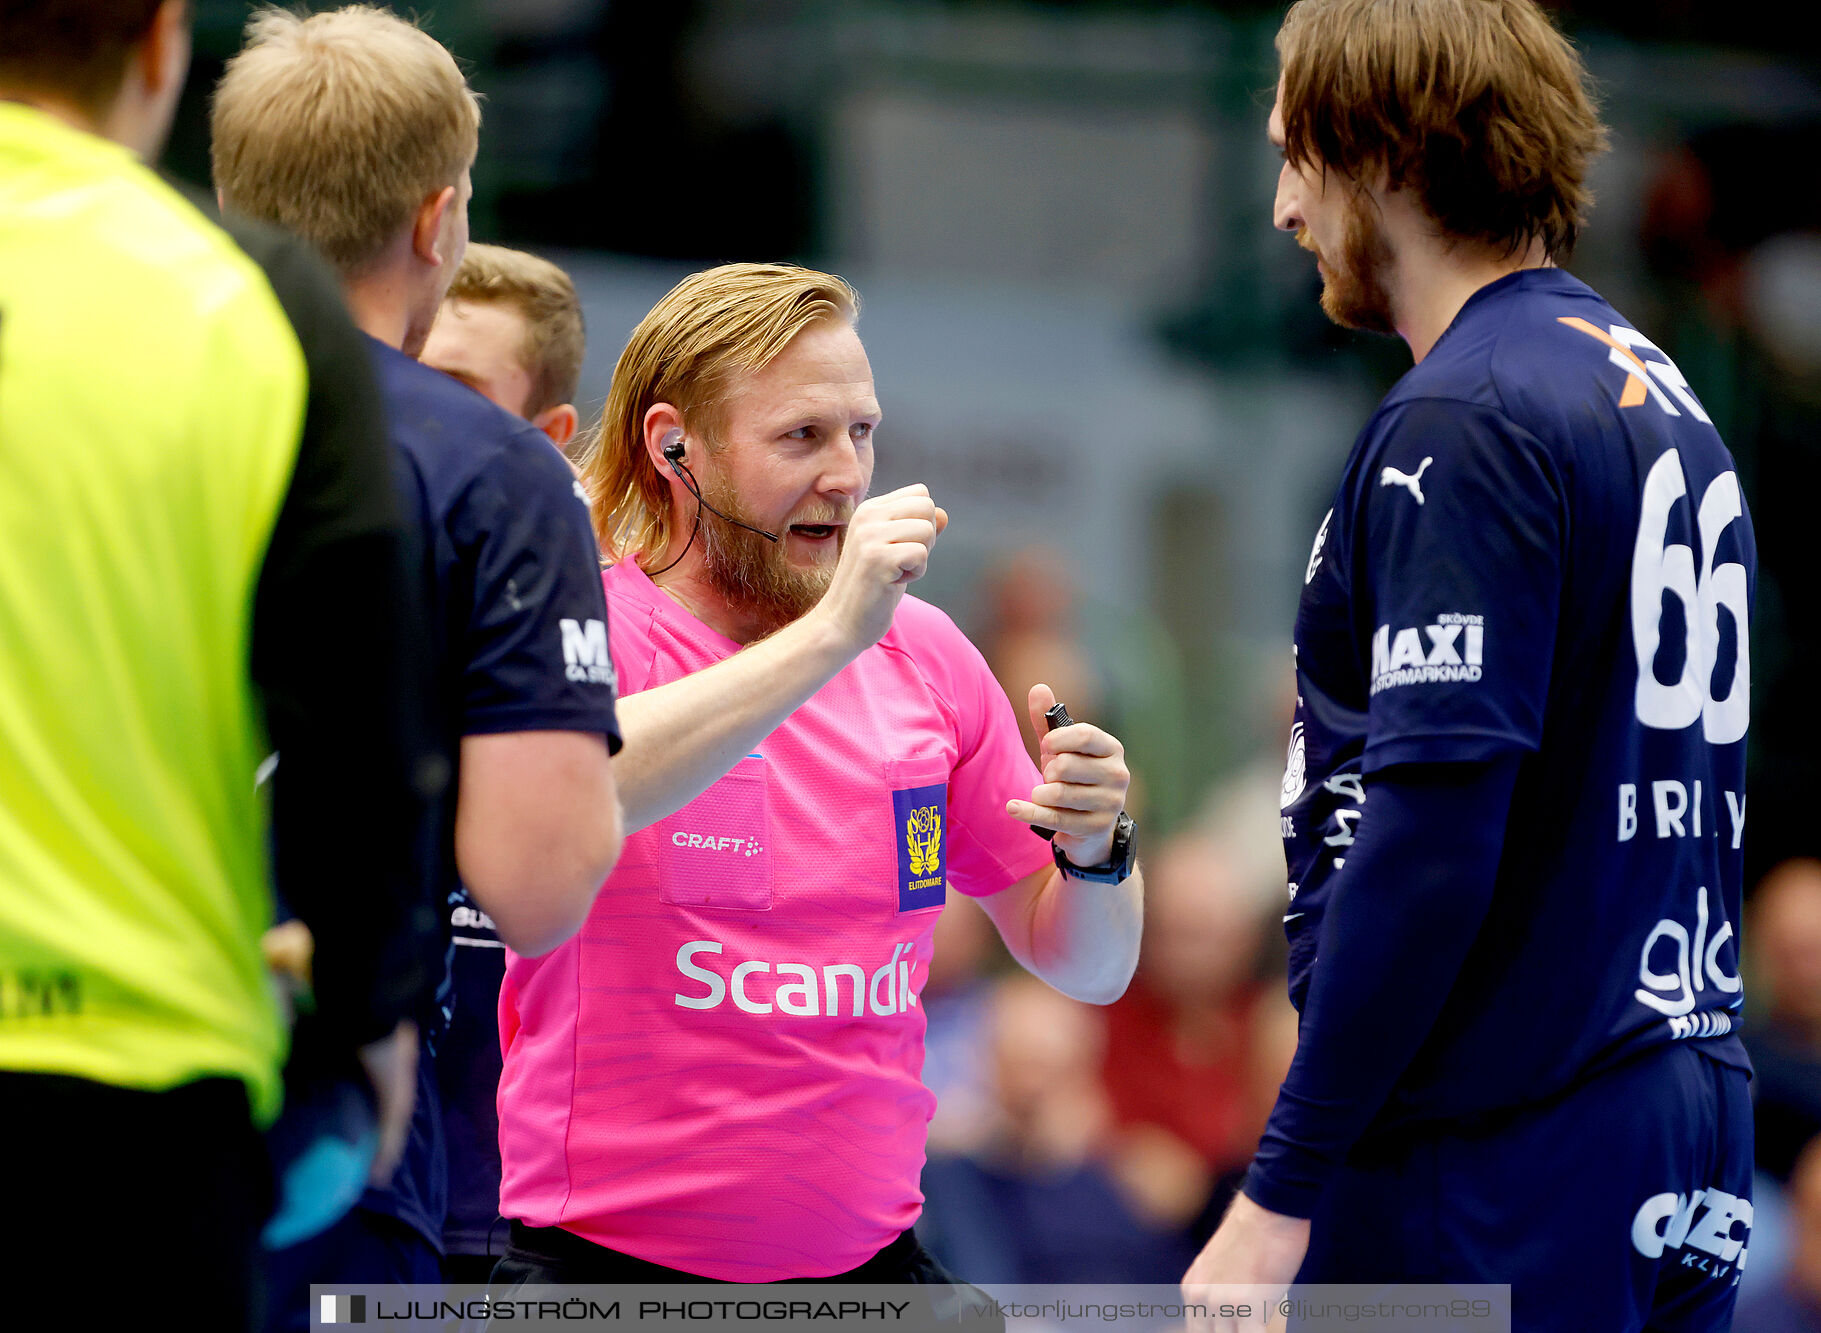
[661,429,685,464]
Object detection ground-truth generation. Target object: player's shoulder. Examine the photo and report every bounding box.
[8,150,304,443]
[79,161,295,360]
[371,343,575,493]
[1360,270,1634,477]
[1386,269,1633,428]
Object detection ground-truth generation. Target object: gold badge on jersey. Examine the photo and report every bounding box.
[906,805,943,879]
[893,784,948,911]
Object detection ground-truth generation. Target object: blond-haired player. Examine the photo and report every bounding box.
[213,6,622,1312]
[419,241,591,1280]
[423,242,585,452]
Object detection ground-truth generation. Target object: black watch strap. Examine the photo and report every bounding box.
[1054,811,1137,883]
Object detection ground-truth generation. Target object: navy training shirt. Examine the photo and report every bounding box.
[439,893,506,1256]
[359,338,622,1252]
[1278,269,1754,1138]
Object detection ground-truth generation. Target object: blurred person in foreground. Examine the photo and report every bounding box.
[212,6,622,1313]
[419,241,594,1281]
[422,241,586,460]
[1746,862,1821,1186]
[492,261,1143,1284]
[920,974,1195,1283]
[1,0,441,1322]
[1185,2,1755,1329]
[1102,831,1283,1234]
[1735,1136,1821,1333]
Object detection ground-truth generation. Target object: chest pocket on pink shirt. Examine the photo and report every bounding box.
[657,754,772,911]
[885,760,950,914]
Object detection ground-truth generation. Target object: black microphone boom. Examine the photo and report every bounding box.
[646,437,779,583]
[686,476,780,542]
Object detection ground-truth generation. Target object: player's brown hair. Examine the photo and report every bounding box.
[444,243,585,417]
[210,5,480,274]
[577,262,859,568]
[0,0,166,114]
[1275,0,1608,260]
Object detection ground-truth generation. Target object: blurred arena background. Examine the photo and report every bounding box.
[163,0,1821,1310]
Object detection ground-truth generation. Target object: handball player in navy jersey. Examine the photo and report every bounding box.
[1184,3,1755,1329]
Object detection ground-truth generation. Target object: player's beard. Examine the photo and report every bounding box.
[1302,193,1397,335]
[698,472,850,635]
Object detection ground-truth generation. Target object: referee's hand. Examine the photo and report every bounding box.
[813,484,947,651]
[1004,682,1131,867]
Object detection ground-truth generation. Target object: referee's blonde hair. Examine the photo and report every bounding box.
[579,263,859,570]
[211,5,480,275]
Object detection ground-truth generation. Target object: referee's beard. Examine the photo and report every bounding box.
[699,473,853,635]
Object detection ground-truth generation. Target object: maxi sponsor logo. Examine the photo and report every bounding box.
[674,941,919,1018]
[1370,614,1484,695]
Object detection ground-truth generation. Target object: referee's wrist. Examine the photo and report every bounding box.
[1052,811,1137,883]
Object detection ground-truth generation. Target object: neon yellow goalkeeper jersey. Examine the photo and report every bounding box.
[0,104,305,1122]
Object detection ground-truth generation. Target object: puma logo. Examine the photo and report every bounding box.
[1380,457,1433,505]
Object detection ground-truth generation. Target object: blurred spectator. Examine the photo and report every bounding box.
[923,890,1012,1156]
[977,547,1106,768]
[1099,829,1285,1234]
[1746,862,1821,1184]
[919,974,1195,1283]
[1734,1136,1821,1332]
[1192,667,1304,920]
[1638,125,1821,888]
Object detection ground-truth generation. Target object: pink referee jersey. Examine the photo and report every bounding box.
[497,560,1052,1279]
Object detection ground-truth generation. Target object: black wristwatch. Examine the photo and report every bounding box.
[1054,811,1138,884]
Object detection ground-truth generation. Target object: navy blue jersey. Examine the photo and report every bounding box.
[1281,269,1754,1132]
[438,891,506,1256]
[358,338,621,1249]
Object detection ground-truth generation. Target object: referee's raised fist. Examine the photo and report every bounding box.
[813,484,948,650]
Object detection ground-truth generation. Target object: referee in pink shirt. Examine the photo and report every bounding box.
[494,262,1144,1284]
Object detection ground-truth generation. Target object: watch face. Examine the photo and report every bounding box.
[1114,812,1137,867]
[1055,813,1137,882]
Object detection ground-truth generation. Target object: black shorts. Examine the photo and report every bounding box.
[1298,1045,1753,1333]
[490,1222,1003,1329]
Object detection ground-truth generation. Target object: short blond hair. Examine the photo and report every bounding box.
[211,5,481,274]
[1277,0,1606,261]
[444,243,585,417]
[579,263,859,567]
